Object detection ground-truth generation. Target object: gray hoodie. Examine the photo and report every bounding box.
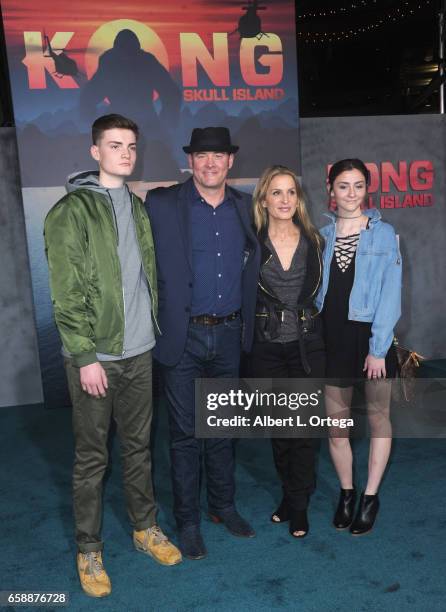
[64,170,155,361]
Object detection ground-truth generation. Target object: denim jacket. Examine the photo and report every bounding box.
[315,208,402,358]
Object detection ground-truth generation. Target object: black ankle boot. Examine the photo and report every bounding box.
[333,488,357,530]
[271,498,289,523]
[350,492,379,535]
[289,508,309,538]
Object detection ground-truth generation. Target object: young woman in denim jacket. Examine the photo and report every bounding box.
[251,166,325,538]
[315,158,402,535]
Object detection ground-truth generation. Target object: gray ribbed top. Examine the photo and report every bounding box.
[97,186,155,361]
[262,235,308,343]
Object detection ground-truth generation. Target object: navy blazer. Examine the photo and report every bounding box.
[146,177,260,367]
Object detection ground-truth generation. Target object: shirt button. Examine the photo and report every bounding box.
[213,211,216,216]
[215,232,219,236]
[218,295,222,299]
[218,273,222,278]
[217,252,221,256]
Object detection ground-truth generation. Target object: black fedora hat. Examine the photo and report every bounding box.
[183,127,239,154]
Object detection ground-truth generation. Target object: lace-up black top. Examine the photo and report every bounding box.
[322,227,397,384]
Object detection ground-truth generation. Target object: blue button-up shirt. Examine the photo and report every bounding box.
[190,184,245,316]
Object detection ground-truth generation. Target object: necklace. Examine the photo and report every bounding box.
[335,213,363,219]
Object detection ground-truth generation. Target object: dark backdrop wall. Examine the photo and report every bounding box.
[301,114,446,359]
[0,114,444,407]
[0,128,42,407]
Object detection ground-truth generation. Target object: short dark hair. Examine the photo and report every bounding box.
[91,114,139,145]
[328,158,370,187]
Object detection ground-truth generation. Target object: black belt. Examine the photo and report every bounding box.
[275,306,319,375]
[190,311,240,326]
[275,306,317,323]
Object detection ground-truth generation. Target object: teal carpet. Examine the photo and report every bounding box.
[1,401,445,611]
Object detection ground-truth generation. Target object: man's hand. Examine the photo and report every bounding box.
[363,354,386,380]
[79,362,108,398]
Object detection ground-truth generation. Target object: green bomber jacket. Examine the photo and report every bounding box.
[44,186,159,367]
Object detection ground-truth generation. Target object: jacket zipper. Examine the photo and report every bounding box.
[104,192,126,354]
[121,288,126,357]
[258,252,275,297]
[258,279,277,299]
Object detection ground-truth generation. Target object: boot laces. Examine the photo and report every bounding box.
[82,552,104,577]
[146,525,168,545]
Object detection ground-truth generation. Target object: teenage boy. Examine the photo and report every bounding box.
[44,114,181,598]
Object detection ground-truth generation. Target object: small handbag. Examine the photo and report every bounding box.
[393,337,425,402]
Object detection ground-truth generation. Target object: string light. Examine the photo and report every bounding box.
[297,0,432,44]
[298,1,370,20]
[297,0,427,22]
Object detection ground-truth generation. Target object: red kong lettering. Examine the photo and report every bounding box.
[377,161,434,192]
[409,161,434,190]
[329,161,435,194]
[380,162,408,192]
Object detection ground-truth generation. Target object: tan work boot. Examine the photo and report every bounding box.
[133,525,182,566]
[77,551,111,598]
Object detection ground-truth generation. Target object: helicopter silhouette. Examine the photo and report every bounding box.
[231,0,269,39]
[43,33,80,78]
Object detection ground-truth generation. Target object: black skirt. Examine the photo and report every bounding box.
[322,252,397,387]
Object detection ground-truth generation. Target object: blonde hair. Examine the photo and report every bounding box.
[253,165,322,247]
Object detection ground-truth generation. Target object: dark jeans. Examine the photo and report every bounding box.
[65,351,156,553]
[250,336,325,511]
[162,316,242,528]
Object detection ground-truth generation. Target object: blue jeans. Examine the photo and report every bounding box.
[162,316,241,528]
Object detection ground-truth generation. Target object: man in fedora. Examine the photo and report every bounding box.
[146,127,260,559]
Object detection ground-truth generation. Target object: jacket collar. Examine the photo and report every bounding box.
[324,207,381,226]
[177,176,195,201]
[258,225,272,265]
[176,178,194,271]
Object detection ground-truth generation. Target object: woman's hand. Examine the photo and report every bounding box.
[363,354,386,379]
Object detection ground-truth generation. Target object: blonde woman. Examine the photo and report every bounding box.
[250,165,325,538]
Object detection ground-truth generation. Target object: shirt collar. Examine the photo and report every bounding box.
[191,181,234,206]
